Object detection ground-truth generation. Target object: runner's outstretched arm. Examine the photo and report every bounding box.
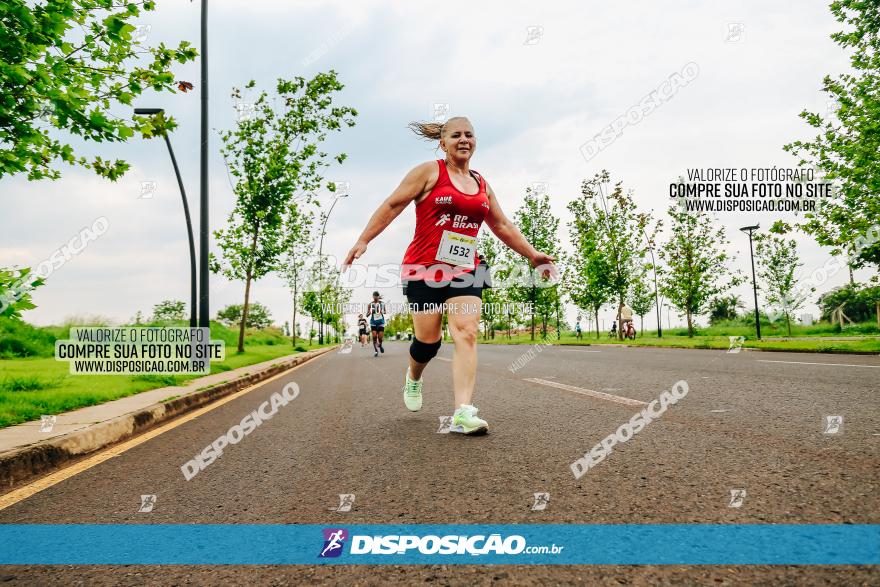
[483,182,557,276]
[342,162,435,269]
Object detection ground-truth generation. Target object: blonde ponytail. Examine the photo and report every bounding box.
[407,116,471,141]
[407,121,444,140]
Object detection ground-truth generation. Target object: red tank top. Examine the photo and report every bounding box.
[401,160,490,282]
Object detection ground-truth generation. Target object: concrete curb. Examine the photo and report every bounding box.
[0,346,336,492]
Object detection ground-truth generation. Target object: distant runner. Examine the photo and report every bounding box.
[357,314,368,347]
[368,291,386,357]
[619,302,634,339]
[343,116,556,435]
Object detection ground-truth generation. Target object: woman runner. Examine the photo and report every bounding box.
[343,117,555,434]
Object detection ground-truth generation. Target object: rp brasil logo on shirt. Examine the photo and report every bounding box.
[319,528,349,558]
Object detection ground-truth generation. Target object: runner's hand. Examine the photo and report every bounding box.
[530,252,557,280]
[343,241,368,270]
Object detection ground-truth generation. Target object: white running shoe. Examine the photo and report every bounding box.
[449,404,488,435]
[403,371,423,411]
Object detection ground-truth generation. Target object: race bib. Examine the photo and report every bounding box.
[436,230,477,267]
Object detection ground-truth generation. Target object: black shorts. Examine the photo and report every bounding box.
[403,267,489,312]
[358,328,367,336]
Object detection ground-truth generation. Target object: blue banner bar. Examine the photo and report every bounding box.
[0,524,876,565]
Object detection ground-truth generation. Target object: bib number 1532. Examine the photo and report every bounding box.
[436,230,477,267]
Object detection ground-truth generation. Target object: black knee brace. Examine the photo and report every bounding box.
[409,337,441,363]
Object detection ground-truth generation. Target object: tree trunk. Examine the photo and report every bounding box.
[786,312,792,337]
[686,310,694,338]
[639,315,644,338]
[530,287,536,341]
[556,302,560,341]
[237,224,261,353]
[238,270,252,353]
[876,301,880,329]
[617,296,623,340]
[594,309,600,339]
[291,283,298,346]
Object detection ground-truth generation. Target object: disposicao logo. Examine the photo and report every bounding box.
[319,528,348,558]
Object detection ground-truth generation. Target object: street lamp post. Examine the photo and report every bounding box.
[740,224,761,340]
[317,192,349,344]
[134,108,197,327]
[198,0,210,329]
[641,224,662,338]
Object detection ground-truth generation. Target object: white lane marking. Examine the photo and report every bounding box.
[758,360,880,369]
[524,378,646,407]
[437,357,452,362]
[561,349,601,353]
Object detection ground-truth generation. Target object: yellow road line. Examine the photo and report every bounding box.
[0,354,326,511]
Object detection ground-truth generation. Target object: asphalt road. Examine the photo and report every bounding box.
[1,341,878,585]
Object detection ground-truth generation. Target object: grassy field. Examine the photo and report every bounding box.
[479,323,880,354]
[0,319,332,429]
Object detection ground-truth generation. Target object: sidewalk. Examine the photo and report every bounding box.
[0,346,335,491]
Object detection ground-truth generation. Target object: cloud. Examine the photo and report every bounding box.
[1,0,863,330]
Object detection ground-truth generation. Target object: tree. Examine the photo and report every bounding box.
[489,241,526,339]
[302,289,321,346]
[577,171,652,339]
[216,302,272,330]
[658,205,743,337]
[754,234,812,336]
[318,265,351,343]
[783,0,880,272]
[385,312,414,338]
[210,73,356,352]
[708,295,745,324]
[564,185,612,339]
[0,0,197,180]
[0,267,44,320]
[628,264,655,337]
[300,259,350,344]
[477,230,503,339]
[152,299,185,323]
[506,189,560,340]
[818,284,880,324]
[278,203,315,346]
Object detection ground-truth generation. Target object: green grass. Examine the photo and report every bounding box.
[0,319,334,429]
[480,329,880,354]
[670,320,879,338]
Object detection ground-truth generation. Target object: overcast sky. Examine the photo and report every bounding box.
[2,0,868,333]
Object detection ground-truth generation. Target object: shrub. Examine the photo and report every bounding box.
[0,317,57,358]
[819,284,880,323]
